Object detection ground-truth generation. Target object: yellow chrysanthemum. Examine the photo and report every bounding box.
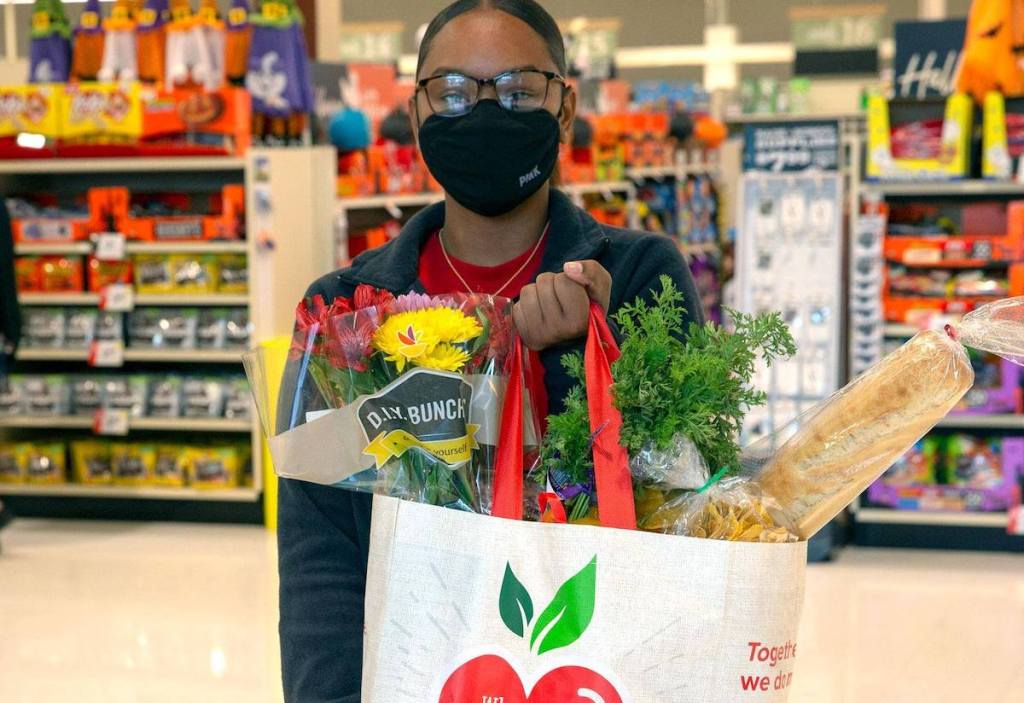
[414,343,472,372]
[372,307,482,372]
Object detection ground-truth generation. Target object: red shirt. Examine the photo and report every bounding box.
[418,230,549,424]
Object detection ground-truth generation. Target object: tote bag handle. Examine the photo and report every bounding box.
[492,302,637,529]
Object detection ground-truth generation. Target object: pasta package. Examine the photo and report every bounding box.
[754,298,1024,539]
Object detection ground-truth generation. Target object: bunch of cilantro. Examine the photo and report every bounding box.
[537,276,795,518]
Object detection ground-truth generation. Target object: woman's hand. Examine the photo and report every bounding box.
[512,260,612,350]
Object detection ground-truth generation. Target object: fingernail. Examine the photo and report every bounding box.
[565,261,582,274]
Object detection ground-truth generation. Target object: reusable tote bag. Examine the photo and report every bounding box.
[362,308,807,703]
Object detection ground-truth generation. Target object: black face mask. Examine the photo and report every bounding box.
[418,100,561,217]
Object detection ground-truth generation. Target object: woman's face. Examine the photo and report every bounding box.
[412,9,576,139]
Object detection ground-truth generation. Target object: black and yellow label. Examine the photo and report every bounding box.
[358,369,478,469]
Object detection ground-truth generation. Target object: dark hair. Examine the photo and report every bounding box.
[416,0,567,78]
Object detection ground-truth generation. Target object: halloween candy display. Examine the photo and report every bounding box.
[28,0,72,84]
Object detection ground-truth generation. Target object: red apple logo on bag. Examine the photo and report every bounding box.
[439,557,625,703]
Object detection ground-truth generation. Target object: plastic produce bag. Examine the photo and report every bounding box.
[244,286,536,515]
[747,298,1024,540]
[629,433,709,489]
[648,473,797,543]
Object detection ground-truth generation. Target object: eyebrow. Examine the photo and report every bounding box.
[428,64,543,78]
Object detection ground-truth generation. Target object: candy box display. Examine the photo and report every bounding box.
[950,351,1022,415]
[70,377,104,416]
[187,445,247,489]
[111,443,156,486]
[182,378,225,418]
[87,257,133,292]
[101,376,149,417]
[25,442,66,484]
[153,445,188,487]
[111,185,246,242]
[71,441,113,485]
[0,444,30,483]
[7,194,91,244]
[128,308,199,349]
[867,94,973,180]
[869,435,1024,512]
[18,375,72,415]
[147,377,182,418]
[982,92,1024,179]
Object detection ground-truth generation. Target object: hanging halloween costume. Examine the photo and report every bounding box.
[98,0,139,82]
[225,0,252,86]
[136,0,170,84]
[28,0,72,83]
[245,0,313,143]
[71,0,105,81]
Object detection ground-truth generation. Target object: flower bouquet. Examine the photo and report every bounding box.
[246,284,528,514]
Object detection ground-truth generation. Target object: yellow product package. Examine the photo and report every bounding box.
[216,254,248,294]
[153,444,189,487]
[111,443,156,486]
[25,442,67,484]
[0,443,30,483]
[71,440,113,485]
[170,255,220,294]
[186,445,243,489]
[133,254,175,294]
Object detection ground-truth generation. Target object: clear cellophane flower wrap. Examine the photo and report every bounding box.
[733,297,1024,541]
[244,286,538,515]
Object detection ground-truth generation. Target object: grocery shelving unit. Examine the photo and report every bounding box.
[0,154,264,522]
[850,178,1024,552]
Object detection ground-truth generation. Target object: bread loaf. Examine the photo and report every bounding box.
[756,330,974,539]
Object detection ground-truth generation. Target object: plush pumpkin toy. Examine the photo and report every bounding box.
[956,0,1024,102]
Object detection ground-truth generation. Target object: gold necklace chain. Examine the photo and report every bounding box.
[438,222,550,298]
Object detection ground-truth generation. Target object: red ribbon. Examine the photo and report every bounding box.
[492,303,637,530]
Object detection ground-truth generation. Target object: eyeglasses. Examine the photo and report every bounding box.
[417,69,565,118]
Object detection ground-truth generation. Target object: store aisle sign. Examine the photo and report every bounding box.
[893,19,966,100]
[743,121,840,173]
[790,3,883,75]
[338,22,404,64]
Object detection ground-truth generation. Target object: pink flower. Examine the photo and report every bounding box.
[391,292,455,313]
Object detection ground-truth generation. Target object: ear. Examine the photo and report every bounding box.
[559,84,577,144]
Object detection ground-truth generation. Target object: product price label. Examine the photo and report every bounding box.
[93,408,130,436]
[1009,505,1024,536]
[94,232,127,261]
[100,283,134,312]
[88,339,125,368]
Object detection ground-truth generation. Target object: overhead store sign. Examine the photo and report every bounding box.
[338,22,404,64]
[743,121,841,173]
[561,17,620,80]
[892,19,966,100]
[790,3,884,76]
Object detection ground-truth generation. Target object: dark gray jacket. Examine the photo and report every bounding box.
[277,189,704,702]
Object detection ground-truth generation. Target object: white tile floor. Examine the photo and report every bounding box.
[0,519,1021,703]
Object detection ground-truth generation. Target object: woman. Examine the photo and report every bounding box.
[277,1,704,700]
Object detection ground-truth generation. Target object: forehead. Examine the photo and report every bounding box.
[419,8,560,79]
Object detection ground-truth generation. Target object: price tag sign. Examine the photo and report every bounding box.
[88,339,125,368]
[100,283,134,312]
[338,22,404,63]
[94,232,127,261]
[93,408,130,436]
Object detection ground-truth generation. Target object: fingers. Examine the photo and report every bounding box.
[513,283,544,350]
[562,260,612,310]
[552,273,589,334]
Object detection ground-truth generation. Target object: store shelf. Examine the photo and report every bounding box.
[134,294,249,306]
[562,181,635,196]
[0,483,259,501]
[0,416,251,432]
[0,156,246,175]
[336,192,443,211]
[18,293,249,306]
[856,507,1007,528]
[864,180,1024,197]
[18,292,100,306]
[726,112,865,124]
[626,165,679,180]
[16,347,244,363]
[124,241,249,254]
[937,414,1024,430]
[14,242,93,256]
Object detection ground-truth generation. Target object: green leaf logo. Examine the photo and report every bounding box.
[498,563,534,638]
[529,556,597,655]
